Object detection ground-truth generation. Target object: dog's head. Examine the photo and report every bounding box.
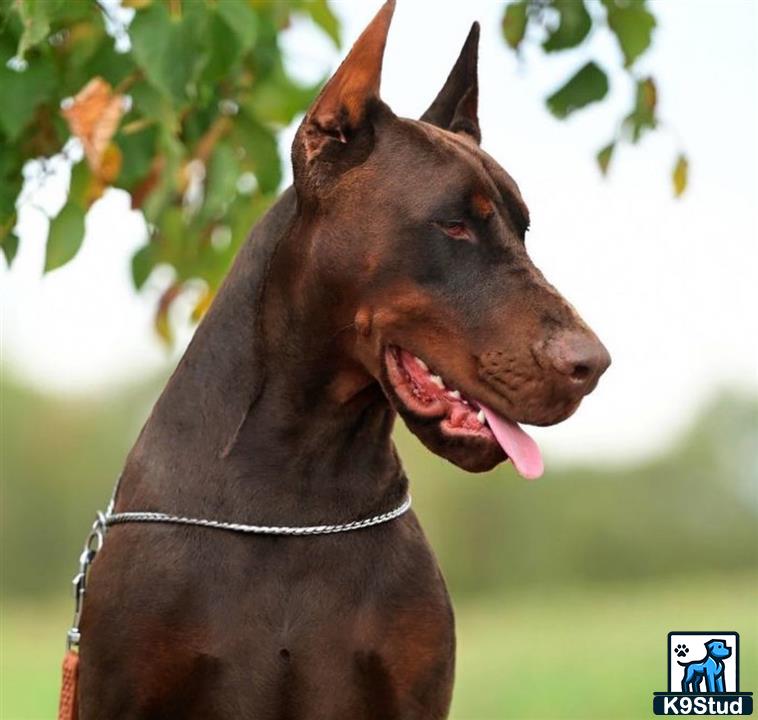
[290,1,610,475]
[706,640,732,659]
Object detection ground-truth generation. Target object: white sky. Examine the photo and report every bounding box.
[2,0,757,464]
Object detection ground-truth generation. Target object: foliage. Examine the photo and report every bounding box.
[1,1,691,338]
[0,0,339,338]
[502,0,688,196]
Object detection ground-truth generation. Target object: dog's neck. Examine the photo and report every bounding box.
[118,188,405,525]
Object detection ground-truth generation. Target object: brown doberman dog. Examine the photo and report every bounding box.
[78,3,609,718]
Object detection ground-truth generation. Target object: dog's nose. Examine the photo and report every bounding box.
[541,330,611,394]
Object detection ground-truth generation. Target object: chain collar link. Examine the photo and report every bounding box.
[65,483,411,650]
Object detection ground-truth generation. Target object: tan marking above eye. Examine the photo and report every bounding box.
[471,191,494,219]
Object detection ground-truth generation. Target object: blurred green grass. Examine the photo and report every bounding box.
[451,572,757,719]
[2,572,755,720]
[1,374,756,718]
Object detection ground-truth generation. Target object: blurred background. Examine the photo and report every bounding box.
[1,1,756,719]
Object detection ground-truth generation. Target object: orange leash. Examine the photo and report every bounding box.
[58,650,80,720]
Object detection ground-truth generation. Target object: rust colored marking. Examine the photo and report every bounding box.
[380,604,452,697]
[471,191,494,219]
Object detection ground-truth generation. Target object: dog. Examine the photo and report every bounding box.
[77,3,609,718]
[679,639,732,693]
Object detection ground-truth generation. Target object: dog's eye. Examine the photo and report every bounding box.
[437,221,472,242]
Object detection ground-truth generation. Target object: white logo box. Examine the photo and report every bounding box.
[668,632,739,693]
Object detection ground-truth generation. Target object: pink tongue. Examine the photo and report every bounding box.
[481,405,544,480]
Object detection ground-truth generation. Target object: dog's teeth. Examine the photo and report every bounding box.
[448,390,461,400]
[476,410,485,424]
[430,375,445,389]
[414,356,428,372]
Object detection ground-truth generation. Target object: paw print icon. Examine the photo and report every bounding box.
[674,644,689,658]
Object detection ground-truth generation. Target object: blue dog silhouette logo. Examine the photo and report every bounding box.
[653,631,753,715]
[679,638,731,693]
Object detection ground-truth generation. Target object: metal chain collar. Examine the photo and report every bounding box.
[65,484,411,650]
[106,495,412,536]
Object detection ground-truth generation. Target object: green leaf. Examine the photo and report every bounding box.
[196,0,260,84]
[59,16,106,81]
[84,34,138,88]
[543,0,591,52]
[623,76,657,142]
[234,113,281,194]
[115,126,158,190]
[502,1,528,50]
[223,193,270,268]
[546,61,609,119]
[68,160,94,207]
[131,243,155,289]
[155,206,186,265]
[602,0,656,67]
[50,0,97,24]
[15,0,51,58]
[672,154,688,197]
[301,0,341,48]
[129,81,178,132]
[248,11,280,81]
[1,232,19,267]
[596,142,615,176]
[248,61,322,127]
[202,10,246,84]
[202,141,240,221]
[141,128,185,225]
[45,202,86,272]
[0,150,23,230]
[0,56,56,140]
[129,3,203,102]
[215,0,258,54]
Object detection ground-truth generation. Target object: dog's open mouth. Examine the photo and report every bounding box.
[384,346,544,478]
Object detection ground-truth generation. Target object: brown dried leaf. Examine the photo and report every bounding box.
[62,77,125,180]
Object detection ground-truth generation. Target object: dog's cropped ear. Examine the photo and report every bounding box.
[292,1,395,197]
[420,22,481,144]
